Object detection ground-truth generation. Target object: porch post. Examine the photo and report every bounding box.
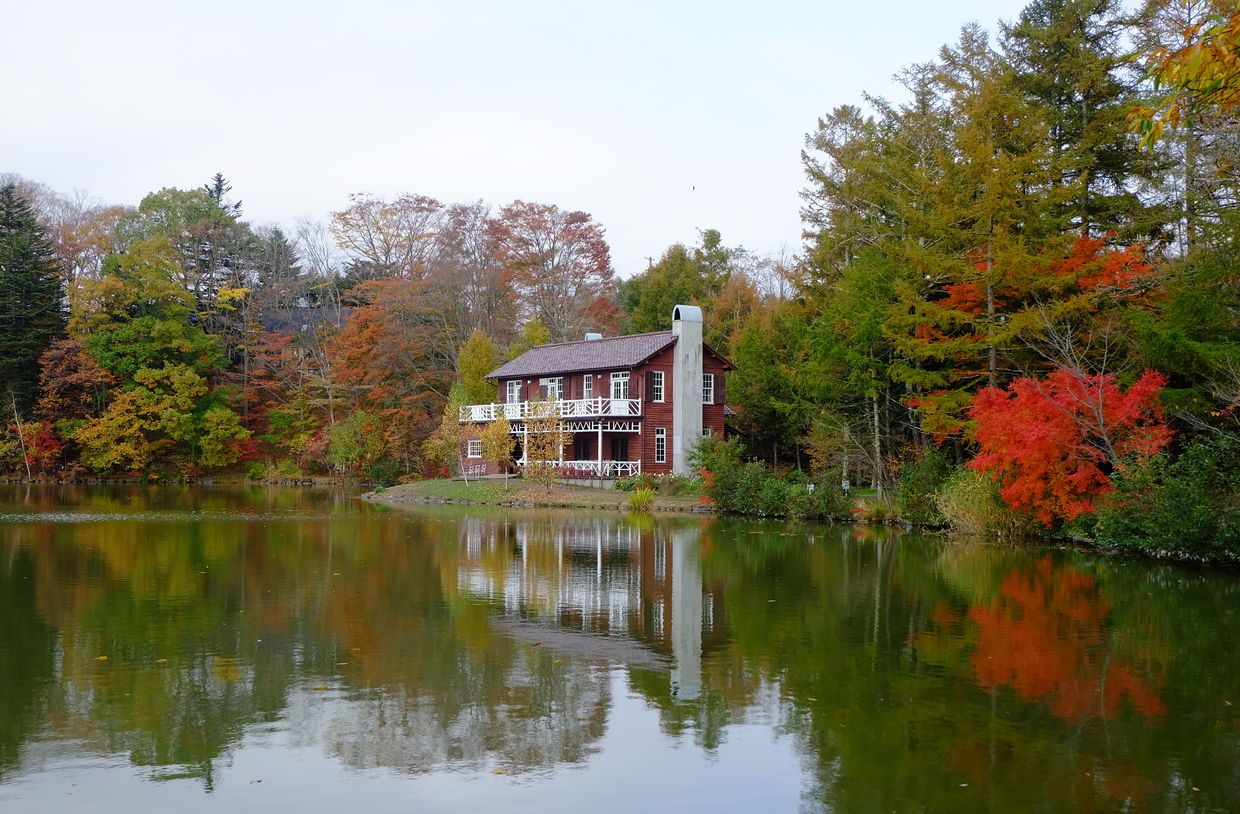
[597,424,603,476]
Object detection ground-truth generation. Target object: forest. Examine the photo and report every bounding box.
[0,0,1237,556]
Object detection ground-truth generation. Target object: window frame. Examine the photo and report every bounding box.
[583,374,593,400]
[651,370,665,402]
[506,380,521,404]
[655,427,667,464]
[466,439,482,459]
[702,373,715,404]
[610,371,630,400]
[544,376,563,400]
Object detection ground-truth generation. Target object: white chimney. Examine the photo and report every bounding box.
[670,304,703,476]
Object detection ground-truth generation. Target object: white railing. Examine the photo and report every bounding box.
[460,398,641,422]
[523,459,641,478]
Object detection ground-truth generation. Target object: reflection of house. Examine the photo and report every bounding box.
[457,516,727,700]
[458,305,734,479]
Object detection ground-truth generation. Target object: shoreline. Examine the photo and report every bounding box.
[361,478,714,515]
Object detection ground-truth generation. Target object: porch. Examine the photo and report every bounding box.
[460,397,642,422]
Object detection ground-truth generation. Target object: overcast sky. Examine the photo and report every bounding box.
[5,0,1031,278]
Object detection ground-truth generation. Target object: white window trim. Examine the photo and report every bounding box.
[701,427,712,438]
[466,439,482,459]
[583,374,593,399]
[610,371,629,400]
[652,370,665,402]
[702,373,715,404]
[655,427,667,464]
[506,381,521,404]
[541,376,563,400]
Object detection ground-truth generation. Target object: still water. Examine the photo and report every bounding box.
[0,486,1237,813]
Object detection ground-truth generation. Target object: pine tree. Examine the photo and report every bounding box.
[0,184,64,414]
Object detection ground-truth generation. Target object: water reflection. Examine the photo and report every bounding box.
[0,486,1237,813]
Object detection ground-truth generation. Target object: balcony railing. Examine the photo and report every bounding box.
[460,398,642,422]
[522,459,641,478]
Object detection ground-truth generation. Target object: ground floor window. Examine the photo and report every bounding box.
[655,427,666,463]
[611,436,629,461]
[466,439,482,458]
[573,435,591,461]
[702,427,712,438]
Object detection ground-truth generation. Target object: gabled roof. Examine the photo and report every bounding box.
[487,331,678,379]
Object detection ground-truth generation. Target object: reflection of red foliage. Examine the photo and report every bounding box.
[968,559,1165,720]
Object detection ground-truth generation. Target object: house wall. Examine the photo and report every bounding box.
[475,346,728,477]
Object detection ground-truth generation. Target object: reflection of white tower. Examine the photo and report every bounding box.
[670,525,702,700]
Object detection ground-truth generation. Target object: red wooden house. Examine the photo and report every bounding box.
[459,305,733,479]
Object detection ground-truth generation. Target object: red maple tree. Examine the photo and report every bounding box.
[967,369,1171,525]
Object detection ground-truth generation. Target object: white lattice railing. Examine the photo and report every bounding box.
[460,398,641,422]
[523,459,641,478]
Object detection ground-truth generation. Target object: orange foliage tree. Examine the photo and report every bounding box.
[967,369,1172,525]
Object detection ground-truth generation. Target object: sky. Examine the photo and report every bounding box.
[4,0,1032,278]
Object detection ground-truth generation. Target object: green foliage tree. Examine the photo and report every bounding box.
[457,330,500,404]
[0,183,64,413]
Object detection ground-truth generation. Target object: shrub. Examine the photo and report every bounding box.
[245,461,267,481]
[935,468,1030,537]
[690,436,847,519]
[628,487,656,512]
[1091,439,1240,561]
[368,457,403,487]
[615,473,656,492]
[896,448,953,526]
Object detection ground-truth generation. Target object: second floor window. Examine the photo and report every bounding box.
[543,377,563,400]
[583,374,593,399]
[703,373,715,404]
[610,371,629,400]
[651,370,664,402]
[506,381,521,403]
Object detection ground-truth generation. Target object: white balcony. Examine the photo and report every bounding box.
[523,459,642,478]
[460,397,642,423]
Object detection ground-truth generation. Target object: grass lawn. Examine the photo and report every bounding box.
[367,477,706,513]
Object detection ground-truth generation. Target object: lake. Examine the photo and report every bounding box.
[0,485,1237,813]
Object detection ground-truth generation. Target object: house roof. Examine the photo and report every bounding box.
[486,331,678,379]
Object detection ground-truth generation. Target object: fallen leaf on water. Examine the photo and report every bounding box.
[155,658,167,663]
[493,769,508,775]
[95,656,109,661]
[530,642,542,647]
[959,784,968,788]
[313,685,329,692]
[1193,787,1200,792]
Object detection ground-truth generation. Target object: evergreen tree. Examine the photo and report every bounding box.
[0,184,64,413]
[1002,0,1170,239]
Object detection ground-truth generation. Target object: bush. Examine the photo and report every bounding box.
[690,436,847,519]
[896,448,953,526]
[1091,439,1240,561]
[935,468,1030,537]
[615,473,656,492]
[628,487,656,512]
[245,461,267,482]
[368,457,403,487]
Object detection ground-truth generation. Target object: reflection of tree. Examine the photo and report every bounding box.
[0,487,611,785]
[0,548,54,778]
[968,557,1165,720]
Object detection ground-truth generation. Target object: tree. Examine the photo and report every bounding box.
[73,364,207,473]
[505,319,552,360]
[330,192,445,279]
[456,330,501,405]
[520,398,567,490]
[481,414,515,486]
[488,200,615,342]
[967,368,1172,525]
[35,338,114,423]
[0,183,65,414]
